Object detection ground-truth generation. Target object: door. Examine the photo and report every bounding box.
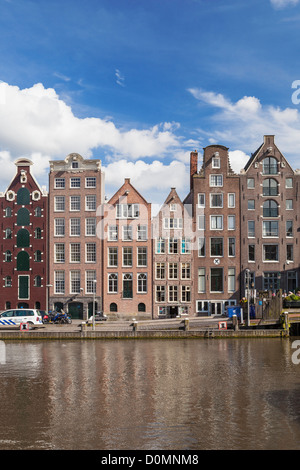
[211,301,222,316]
[18,275,29,300]
[68,302,83,319]
[169,306,178,318]
[123,274,133,298]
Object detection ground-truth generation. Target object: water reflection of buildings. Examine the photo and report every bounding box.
[0,340,299,450]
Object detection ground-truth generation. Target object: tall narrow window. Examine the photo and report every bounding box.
[198,268,206,293]
[198,237,205,257]
[228,238,235,257]
[86,271,96,294]
[70,271,81,293]
[35,227,42,239]
[137,273,147,293]
[155,263,165,279]
[168,285,178,302]
[122,247,133,266]
[228,268,235,292]
[210,268,223,292]
[108,274,118,293]
[156,238,165,253]
[137,247,147,266]
[168,238,178,254]
[55,271,65,294]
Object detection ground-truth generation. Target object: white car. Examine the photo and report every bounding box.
[0,309,43,327]
[88,312,107,322]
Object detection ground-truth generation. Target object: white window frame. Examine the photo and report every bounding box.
[85,218,96,236]
[108,273,118,293]
[70,243,81,263]
[228,193,235,208]
[210,215,223,230]
[85,177,96,188]
[54,271,65,294]
[70,270,81,294]
[209,174,223,187]
[85,195,96,211]
[54,196,65,212]
[86,243,96,263]
[54,218,65,237]
[228,215,236,231]
[108,225,118,241]
[212,157,220,169]
[70,177,81,188]
[198,193,205,207]
[70,195,80,212]
[70,218,81,237]
[210,193,223,208]
[137,247,147,267]
[54,178,65,189]
[108,247,118,267]
[54,243,65,263]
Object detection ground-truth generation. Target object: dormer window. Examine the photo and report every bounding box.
[72,161,79,169]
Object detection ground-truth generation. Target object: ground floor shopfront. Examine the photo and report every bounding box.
[196,299,237,316]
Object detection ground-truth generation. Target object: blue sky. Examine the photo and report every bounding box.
[0,0,300,204]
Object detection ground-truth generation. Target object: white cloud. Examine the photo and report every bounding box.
[115,69,125,87]
[229,150,250,173]
[270,0,299,9]
[53,72,71,82]
[0,81,180,161]
[188,87,300,169]
[0,81,187,198]
[103,158,189,200]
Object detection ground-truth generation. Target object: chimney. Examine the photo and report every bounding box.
[190,150,198,190]
[263,135,275,146]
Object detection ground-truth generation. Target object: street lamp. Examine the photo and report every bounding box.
[93,279,97,331]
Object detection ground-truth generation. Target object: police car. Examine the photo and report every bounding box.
[0,309,43,328]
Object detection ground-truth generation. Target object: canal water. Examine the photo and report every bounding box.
[0,338,299,450]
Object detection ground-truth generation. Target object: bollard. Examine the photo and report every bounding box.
[183,318,189,331]
[232,314,239,331]
[80,322,87,333]
[284,312,289,333]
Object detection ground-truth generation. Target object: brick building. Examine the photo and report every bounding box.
[240,135,300,295]
[185,145,241,316]
[152,188,193,318]
[0,134,298,319]
[48,153,104,319]
[0,158,48,310]
[102,178,152,318]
